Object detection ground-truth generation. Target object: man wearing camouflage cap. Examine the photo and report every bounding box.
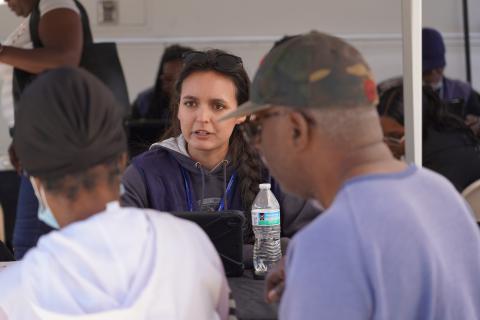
[222,31,480,319]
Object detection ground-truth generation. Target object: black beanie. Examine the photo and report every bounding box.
[13,67,126,179]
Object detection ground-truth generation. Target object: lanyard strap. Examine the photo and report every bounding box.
[180,166,236,212]
[217,172,236,211]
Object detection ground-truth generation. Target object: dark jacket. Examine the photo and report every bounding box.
[423,128,480,192]
[121,136,321,265]
[441,77,480,117]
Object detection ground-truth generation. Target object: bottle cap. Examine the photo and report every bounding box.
[259,183,271,190]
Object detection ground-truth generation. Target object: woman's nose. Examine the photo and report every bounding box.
[195,106,212,122]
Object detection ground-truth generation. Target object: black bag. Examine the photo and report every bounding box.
[16,0,129,116]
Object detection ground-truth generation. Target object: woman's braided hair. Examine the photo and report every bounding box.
[162,49,263,243]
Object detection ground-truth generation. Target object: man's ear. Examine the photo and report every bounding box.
[289,112,310,150]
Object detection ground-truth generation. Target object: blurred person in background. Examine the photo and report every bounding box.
[378,85,480,192]
[127,45,193,157]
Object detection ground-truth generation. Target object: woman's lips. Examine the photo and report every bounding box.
[192,130,214,139]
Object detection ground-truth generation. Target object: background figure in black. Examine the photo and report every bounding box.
[0,240,14,261]
[127,44,193,157]
[378,28,480,134]
[378,85,480,192]
[422,28,480,126]
[0,171,20,252]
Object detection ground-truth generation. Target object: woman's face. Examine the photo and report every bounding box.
[178,71,244,155]
[160,59,183,97]
[5,0,37,17]
[380,116,405,159]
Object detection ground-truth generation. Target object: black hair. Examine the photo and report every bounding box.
[377,85,405,125]
[41,155,123,202]
[149,44,194,115]
[377,85,477,142]
[163,49,262,243]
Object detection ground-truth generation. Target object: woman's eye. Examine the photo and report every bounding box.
[183,101,196,108]
[213,103,226,111]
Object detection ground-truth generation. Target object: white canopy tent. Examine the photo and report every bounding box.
[402,0,423,165]
[0,0,424,165]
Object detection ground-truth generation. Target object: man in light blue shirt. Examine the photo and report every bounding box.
[221,31,480,319]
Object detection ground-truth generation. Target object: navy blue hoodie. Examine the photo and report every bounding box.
[121,135,321,265]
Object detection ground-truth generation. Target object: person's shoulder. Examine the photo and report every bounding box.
[39,0,80,16]
[444,76,473,92]
[344,165,456,201]
[132,87,155,116]
[132,145,173,168]
[414,166,459,189]
[135,87,155,102]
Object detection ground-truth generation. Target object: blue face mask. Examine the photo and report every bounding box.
[37,201,60,229]
[30,178,60,229]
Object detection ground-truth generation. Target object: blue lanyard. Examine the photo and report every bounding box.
[180,166,236,212]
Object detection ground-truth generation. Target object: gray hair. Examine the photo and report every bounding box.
[308,105,382,147]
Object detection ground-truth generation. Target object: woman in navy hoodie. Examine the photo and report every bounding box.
[121,49,321,265]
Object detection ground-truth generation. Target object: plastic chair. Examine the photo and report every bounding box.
[461,179,480,222]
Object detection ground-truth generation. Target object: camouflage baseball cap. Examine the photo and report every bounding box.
[221,30,378,120]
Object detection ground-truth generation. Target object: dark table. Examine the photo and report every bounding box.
[228,270,278,320]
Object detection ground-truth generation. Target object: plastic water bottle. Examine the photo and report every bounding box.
[251,183,281,278]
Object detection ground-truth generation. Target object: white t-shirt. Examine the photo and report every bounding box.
[0,0,79,128]
[0,202,230,320]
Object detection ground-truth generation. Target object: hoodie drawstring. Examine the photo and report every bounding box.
[195,162,206,209]
[185,160,233,211]
[223,161,228,210]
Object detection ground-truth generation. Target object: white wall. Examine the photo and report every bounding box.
[0,0,479,155]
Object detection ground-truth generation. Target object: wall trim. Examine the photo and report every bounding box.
[98,32,480,45]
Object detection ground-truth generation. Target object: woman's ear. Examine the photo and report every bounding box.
[118,152,128,172]
[176,103,181,121]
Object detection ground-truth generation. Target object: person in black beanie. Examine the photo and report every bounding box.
[422,27,480,130]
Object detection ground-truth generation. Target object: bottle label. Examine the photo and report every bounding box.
[251,209,280,226]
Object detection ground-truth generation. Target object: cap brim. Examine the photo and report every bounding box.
[219,101,272,121]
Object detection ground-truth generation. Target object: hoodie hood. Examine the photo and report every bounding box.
[20,202,156,319]
[151,135,236,211]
